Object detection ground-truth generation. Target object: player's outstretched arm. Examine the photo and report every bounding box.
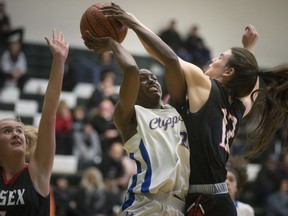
[29,29,69,197]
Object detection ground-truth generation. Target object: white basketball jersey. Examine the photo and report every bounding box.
[123,104,190,201]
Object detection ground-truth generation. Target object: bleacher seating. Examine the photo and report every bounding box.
[0,110,15,119]
[0,102,15,111]
[60,91,77,109]
[23,78,48,95]
[73,82,94,99]
[15,99,39,117]
[0,85,20,103]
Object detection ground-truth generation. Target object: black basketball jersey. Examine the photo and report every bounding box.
[0,166,50,216]
[179,79,245,185]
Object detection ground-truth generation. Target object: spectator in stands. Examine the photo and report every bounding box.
[62,53,78,92]
[0,39,28,91]
[253,154,282,206]
[51,176,73,216]
[266,176,288,216]
[185,25,211,70]
[97,51,122,85]
[159,19,191,62]
[99,141,129,192]
[69,167,107,216]
[72,105,102,167]
[101,141,136,216]
[0,1,24,49]
[55,99,73,155]
[73,50,121,87]
[159,19,183,54]
[226,156,255,216]
[89,98,121,153]
[87,67,119,114]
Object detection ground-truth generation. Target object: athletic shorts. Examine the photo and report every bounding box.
[119,192,185,216]
[185,193,237,216]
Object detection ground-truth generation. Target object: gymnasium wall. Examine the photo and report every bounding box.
[6,0,288,68]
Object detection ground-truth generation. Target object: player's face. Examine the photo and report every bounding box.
[226,170,238,199]
[0,120,26,157]
[138,69,162,102]
[204,50,232,79]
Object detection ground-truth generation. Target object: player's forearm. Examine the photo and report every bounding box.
[42,58,64,115]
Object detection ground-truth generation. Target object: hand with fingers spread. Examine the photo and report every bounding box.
[242,24,259,52]
[45,29,69,62]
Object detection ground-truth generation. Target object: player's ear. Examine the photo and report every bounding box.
[223,67,235,78]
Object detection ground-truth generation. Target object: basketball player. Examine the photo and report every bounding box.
[101,3,288,216]
[82,31,190,215]
[0,29,69,215]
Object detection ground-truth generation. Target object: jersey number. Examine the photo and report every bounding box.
[180,131,188,149]
[219,109,237,153]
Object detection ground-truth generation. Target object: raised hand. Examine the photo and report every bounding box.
[242,24,259,52]
[45,29,69,61]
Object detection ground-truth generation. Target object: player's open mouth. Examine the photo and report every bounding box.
[149,86,158,91]
[11,141,21,146]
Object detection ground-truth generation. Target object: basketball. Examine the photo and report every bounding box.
[80,2,128,43]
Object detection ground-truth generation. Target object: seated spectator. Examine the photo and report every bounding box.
[226,156,255,216]
[158,19,191,62]
[72,105,102,166]
[159,19,183,53]
[51,176,73,216]
[87,68,119,114]
[55,100,73,155]
[89,98,121,153]
[253,154,282,206]
[0,1,24,49]
[69,167,107,216]
[61,53,79,92]
[185,25,211,70]
[99,141,129,192]
[96,51,122,85]
[72,51,121,86]
[266,177,288,216]
[0,39,28,90]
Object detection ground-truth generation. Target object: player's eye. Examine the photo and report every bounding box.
[3,128,12,134]
[16,128,23,134]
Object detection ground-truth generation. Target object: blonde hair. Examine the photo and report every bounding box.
[24,125,38,162]
[80,167,105,191]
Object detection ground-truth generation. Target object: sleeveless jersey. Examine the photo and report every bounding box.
[179,79,245,185]
[0,166,50,216]
[122,104,190,210]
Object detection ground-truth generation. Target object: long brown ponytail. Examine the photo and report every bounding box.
[246,65,288,158]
